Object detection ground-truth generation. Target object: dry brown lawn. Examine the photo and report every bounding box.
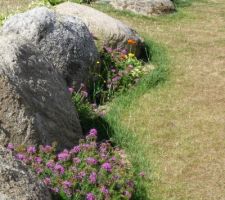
[0,0,34,15]
[110,0,225,199]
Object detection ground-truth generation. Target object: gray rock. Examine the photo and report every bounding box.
[1,7,98,87]
[0,35,82,150]
[97,0,175,16]
[0,146,51,200]
[55,2,144,57]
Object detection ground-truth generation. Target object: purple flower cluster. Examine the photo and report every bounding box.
[7,143,14,151]
[16,153,25,161]
[88,128,97,137]
[46,160,55,169]
[86,193,95,200]
[7,128,137,200]
[40,145,53,153]
[36,167,43,175]
[101,162,112,172]
[73,157,81,164]
[58,149,70,161]
[35,156,42,164]
[86,129,98,141]
[89,172,97,184]
[43,177,51,185]
[76,171,86,180]
[27,146,36,154]
[54,163,65,175]
[63,180,72,189]
[101,186,109,196]
[86,157,97,165]
[70,145,80,154]
[68,87,74,94]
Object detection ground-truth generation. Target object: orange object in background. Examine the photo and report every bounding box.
[127,39,137,45]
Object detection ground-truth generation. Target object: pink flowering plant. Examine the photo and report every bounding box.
[7,129,136,200]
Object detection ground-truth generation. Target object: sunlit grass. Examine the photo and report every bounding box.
[1,0,225,199]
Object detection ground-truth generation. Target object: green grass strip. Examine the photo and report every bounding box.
[104,38,170,199]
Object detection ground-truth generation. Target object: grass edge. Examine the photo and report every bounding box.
[104,38,170,200]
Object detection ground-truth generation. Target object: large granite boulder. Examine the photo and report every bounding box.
[0,35,82,150]
[97,0,175,16]
[55,2,144,57]
[1,7,98,87]
[0,146,51,200]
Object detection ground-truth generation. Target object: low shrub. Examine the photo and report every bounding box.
[7,129,137,200]
[0,15,5,26]
[67,39,150,106]
[44,0,64,5]
[44,0,94,5]
[70,85,99,133]
[88,41,149,105]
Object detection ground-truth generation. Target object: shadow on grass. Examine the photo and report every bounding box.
[172,0,209,9]
[172,0,193,7]
[77,37,169,200]
[78,111,111,142]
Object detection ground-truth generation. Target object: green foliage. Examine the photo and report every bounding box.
[71,86,110,142]
[0,15,5,26]
[69,0,93,4]
[72,91,93,124]
[43,0,64,5]
[38,0,95,6]
[172,0,193,7]
[72,89,96,132]
[89,46,147,105]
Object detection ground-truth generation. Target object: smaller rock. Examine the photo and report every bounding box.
[97,0,175,16]
[55,2,144,57]
[0,146,51,200]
